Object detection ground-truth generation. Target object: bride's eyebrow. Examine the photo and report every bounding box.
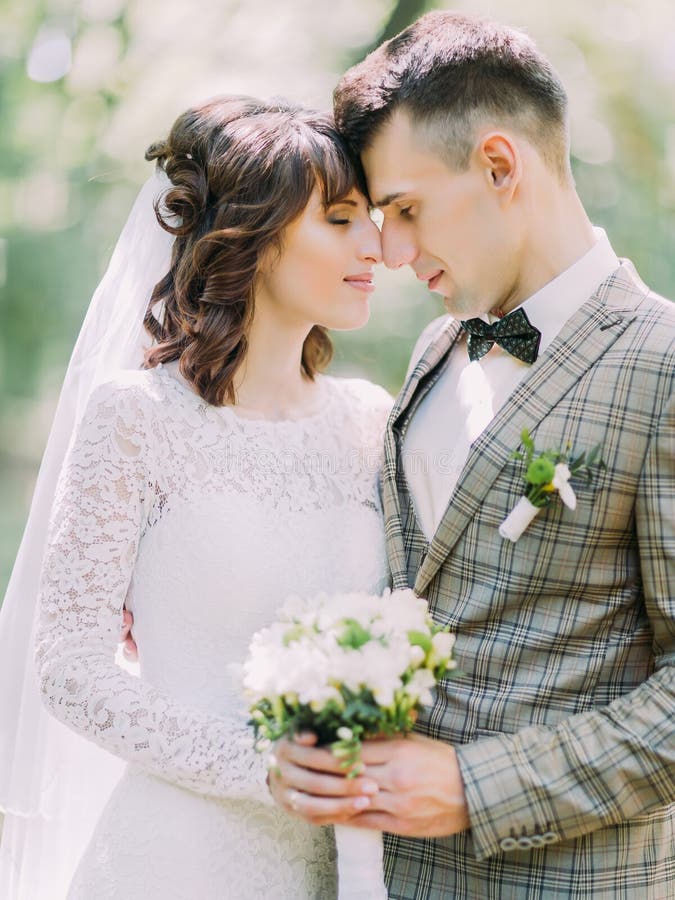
[327,198,359,208]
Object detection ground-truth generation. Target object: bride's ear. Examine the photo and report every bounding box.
[474,132,521,203]
[255,242,281,280]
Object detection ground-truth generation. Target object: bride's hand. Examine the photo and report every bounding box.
[119,608,139,661]
[267,733,378,826]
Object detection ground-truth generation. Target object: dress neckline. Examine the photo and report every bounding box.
[155,361,335,428]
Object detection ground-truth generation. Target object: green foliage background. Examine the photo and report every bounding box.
[1,0,674,596]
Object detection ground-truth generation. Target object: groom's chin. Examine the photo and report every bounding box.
[442,296,466,318]
[442,293,486,320]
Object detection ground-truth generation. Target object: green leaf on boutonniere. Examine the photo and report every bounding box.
[586,445,601,467]
[520,428,535,457]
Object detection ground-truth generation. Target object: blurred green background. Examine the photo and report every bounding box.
[1,0,674,598]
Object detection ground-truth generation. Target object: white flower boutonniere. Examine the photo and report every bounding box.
[499,429,605,542]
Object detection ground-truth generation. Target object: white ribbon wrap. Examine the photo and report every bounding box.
[334,824,388,899]
[499,496,540,542]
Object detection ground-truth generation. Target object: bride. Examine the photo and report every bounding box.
[0,95,391,898]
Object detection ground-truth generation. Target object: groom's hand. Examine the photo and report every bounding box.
[268,732,470,837]
[348,733,470,837]
[119,608,138,661]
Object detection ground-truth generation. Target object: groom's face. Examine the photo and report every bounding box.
[362,108,520,319]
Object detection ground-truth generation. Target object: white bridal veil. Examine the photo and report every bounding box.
[0,169,175,899]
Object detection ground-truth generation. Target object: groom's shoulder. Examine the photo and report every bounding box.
[406,314,454,378]
[415,314,454,346]
[605,261,675,355]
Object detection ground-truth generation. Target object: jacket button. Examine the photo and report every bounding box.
[529,835,546,848]
[542,831,558,844]
[517,837,533,849]
[500,837,518,851]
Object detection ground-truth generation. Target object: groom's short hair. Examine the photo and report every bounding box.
[334,11,571,182]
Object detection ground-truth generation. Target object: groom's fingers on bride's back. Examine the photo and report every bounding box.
[119,609,139,661]
[122,639,138,661]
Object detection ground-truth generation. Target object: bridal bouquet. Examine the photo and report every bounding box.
[242,588,456,900]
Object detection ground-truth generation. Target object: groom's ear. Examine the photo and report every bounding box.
[475,131,521,203]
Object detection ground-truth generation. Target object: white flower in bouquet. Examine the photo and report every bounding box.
[242,587,456,764]
[405,667,437,706]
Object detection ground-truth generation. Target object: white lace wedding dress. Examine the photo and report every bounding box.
[34,361,391,900]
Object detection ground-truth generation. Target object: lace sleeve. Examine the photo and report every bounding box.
[34,377,264,801]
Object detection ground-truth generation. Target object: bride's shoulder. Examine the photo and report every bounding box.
[325,374,393,410]
[84,366,170,420]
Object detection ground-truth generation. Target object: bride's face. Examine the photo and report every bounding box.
[254,188,382,331]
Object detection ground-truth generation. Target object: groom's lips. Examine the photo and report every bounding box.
[417,269,444,291]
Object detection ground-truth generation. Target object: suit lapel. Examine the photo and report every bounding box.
[413,281,640,596]
[382,319,462,589]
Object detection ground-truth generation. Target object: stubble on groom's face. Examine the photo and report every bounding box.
[361,108,521,320]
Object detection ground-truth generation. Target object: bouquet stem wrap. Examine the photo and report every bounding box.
[334,824,388,899]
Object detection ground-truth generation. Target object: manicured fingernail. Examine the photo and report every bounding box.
[361,780,378,795]
[354,796,371,811]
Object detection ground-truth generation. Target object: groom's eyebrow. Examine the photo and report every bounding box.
[372,191,406,209]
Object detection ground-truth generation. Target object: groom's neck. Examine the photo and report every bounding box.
[506,185,597,311]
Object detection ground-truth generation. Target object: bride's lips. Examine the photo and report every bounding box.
[343,273,375,293]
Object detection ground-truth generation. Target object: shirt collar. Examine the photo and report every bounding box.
[488,228,620,354]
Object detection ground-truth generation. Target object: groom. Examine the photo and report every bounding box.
[269,11,675,898]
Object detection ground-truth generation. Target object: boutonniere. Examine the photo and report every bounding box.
[499,429,605,543]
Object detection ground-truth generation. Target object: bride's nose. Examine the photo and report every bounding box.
[358,222,383,265]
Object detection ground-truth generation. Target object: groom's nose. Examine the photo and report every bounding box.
[358,221,383,265]
[381,222,417,270]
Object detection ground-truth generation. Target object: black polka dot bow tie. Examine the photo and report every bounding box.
[460,307,541,364]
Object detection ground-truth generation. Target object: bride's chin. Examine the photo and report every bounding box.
[328,307,371,332]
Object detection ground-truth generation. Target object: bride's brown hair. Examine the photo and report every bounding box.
[143,95,366,405]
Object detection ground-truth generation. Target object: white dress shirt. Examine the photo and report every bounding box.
[402,228,620,541]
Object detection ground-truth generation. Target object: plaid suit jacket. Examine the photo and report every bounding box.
[382,262,675,899]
